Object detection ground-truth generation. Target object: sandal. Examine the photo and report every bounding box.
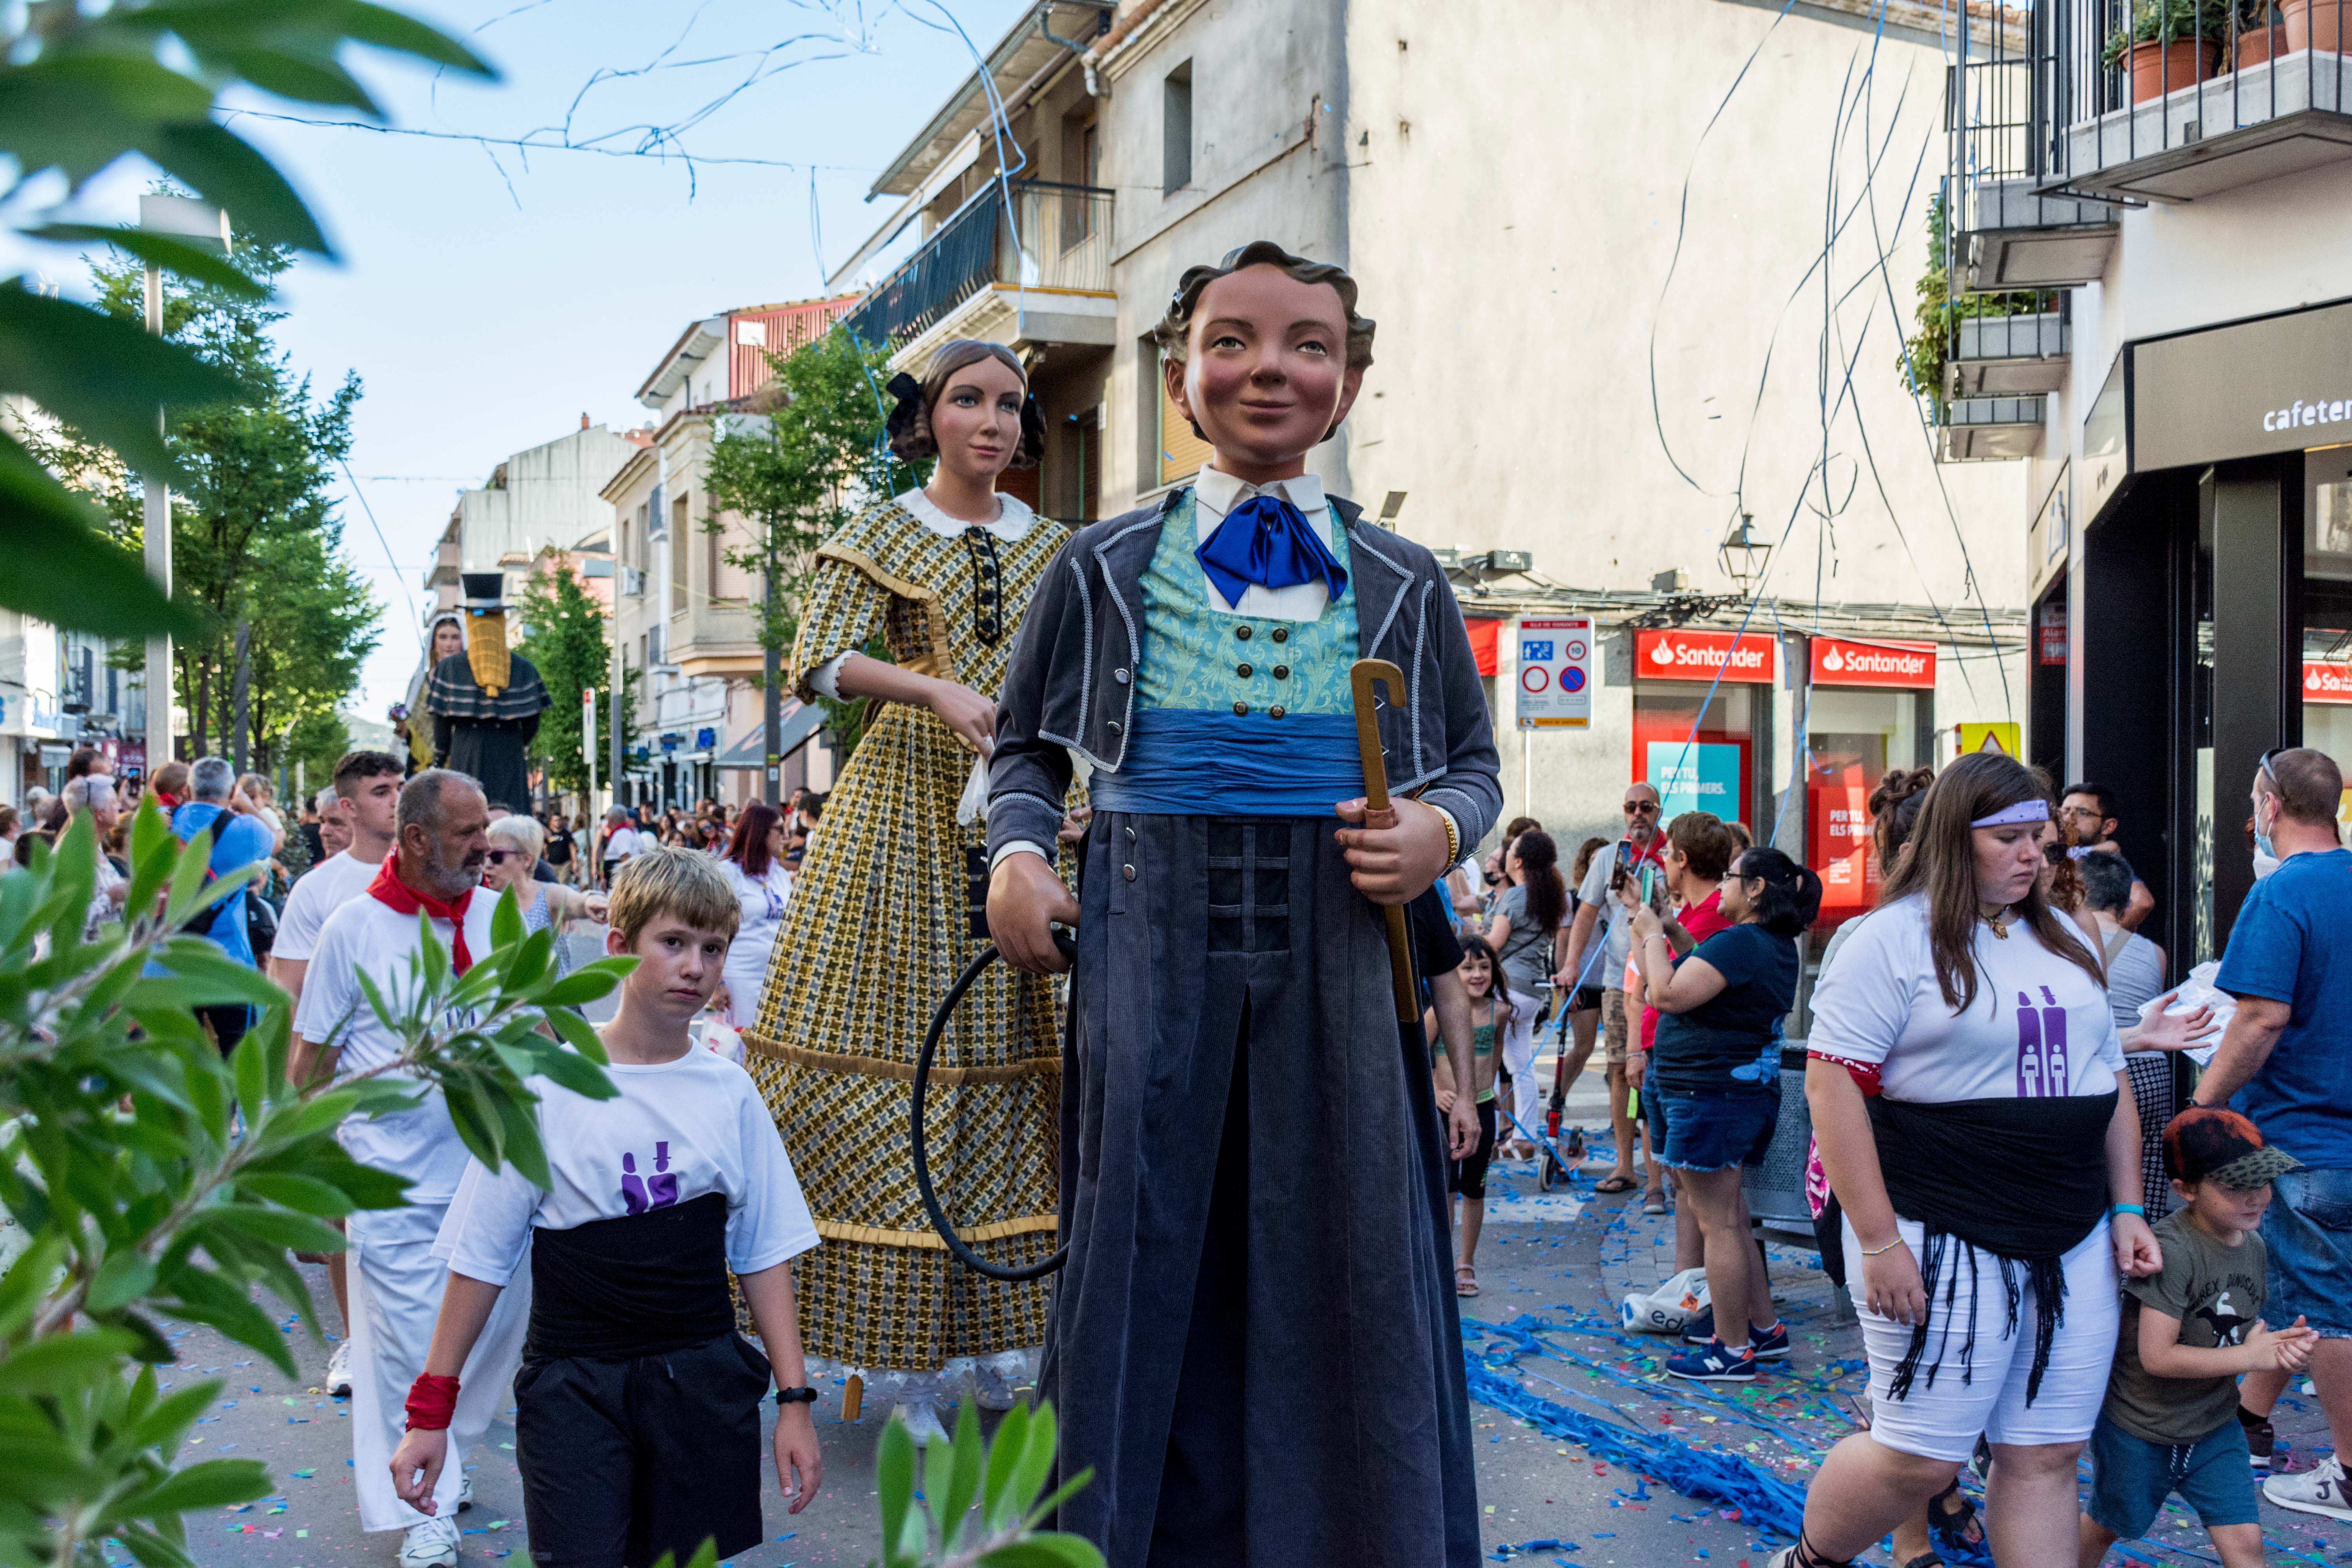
[1455,1263,1480,1298]
[1594,1174,1638,1194]
[1927,1481,1983,1554]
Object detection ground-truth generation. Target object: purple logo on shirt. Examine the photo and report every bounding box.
[2015,987,2070,1098]
[621,1142,678,1214]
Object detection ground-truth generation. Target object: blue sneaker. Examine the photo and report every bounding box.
[1751,1319,1789,1360]
[1680,1307,1715,1345]
[1664,1338,1757,1383]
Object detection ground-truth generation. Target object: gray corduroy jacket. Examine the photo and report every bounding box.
[985,487,1503,857]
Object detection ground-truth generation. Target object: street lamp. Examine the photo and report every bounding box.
[136,194,231,772]
[1717,511,1771,591]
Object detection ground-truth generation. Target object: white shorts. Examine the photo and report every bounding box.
[1844,1214,2118,1464]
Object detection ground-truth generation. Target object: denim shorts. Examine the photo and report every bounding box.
[2086,1414,2257,1538]
[1656,1086,1780,1172]
[2261,1167,2352,1338]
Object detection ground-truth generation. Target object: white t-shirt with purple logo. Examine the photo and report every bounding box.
[433,1046,819,1286]
[1807,894,2124,1103]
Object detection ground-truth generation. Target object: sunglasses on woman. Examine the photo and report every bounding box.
[487,849,523,865]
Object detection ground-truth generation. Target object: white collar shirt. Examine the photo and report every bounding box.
[1190,465,1336,621]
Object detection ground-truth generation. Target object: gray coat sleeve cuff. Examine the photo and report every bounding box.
[985,788,1066,861]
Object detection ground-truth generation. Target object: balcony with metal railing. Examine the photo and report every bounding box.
[839,180,1117,367]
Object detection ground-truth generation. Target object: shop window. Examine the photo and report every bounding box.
[2302,446,2352,825]
[1805,687,1925,932]
[1632,684,1755,822]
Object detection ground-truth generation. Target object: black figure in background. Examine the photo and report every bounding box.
[423,573,548,813]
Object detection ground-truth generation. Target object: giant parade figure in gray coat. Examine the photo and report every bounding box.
[984,241,1502,1567]
[423,572,548,815]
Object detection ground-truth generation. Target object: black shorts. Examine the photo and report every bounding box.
[1572,986,1604,1013]
[1448,1098,1500,1201]
[517,1330,771,1568]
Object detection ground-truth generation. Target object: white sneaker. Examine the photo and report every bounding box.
[2267,1455,2352,1522]
[325,1339,352,1398]
[457,1474,473,1512]
[894,1399,949,1446]
[398,1519,459,1568]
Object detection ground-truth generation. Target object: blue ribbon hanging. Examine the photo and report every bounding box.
[1193,493,1348,608]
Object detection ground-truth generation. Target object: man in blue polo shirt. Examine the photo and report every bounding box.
[169,755,277,1055]
[2198,745,2352,1519]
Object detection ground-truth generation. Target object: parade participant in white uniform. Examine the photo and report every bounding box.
[273,750,406,1397]
[290,769,528,1568]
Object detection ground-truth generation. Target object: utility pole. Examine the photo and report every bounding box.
[583,685,597,815]
[136,196,231,771]
[763,525,781,808]
[230,617,250,773]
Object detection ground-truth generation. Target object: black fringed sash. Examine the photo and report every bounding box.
[526,1191,732,1362]
[1868,1090,2116,1406]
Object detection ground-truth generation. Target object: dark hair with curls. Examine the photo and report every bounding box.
[1879,751,2104,1012]
[884,340,1045,468]
[1572,835,1609,886]
[1153,240,1377,370]
[1730,846,1823,938]
[1510,830,1568,935]
[1869,766,1936,887]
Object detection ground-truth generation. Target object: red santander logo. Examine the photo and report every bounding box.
[2307,662,2352,704]
[1810,636,1936,690]
[1634,629,1773,683]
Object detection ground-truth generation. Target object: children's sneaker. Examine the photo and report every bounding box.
[2266,1455,2352,1521]
[2239,1406,2276,1472]
[1664,1338,1757,1383]
[1750,1320,1791,1361]
[398,1519,459,1568]
[325,1339,352,1398]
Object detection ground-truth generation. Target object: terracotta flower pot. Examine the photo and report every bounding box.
[2235,22,2280,67]
[2128,36,2225,101]
[2284,0,2349,52]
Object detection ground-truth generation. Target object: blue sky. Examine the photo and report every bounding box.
[48,0,1033,719]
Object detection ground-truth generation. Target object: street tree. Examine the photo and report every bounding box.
[516,558,633,800]
[702,328,915,762]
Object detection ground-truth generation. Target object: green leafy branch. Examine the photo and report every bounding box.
[874,1403,1101,1568]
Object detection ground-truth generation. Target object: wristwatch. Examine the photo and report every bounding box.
[774,1386,818,1406]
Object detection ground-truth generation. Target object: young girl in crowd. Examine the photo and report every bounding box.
[1777,753,2159,1568]
[1630,844,1818,1383]
[1432,936,1533,1298]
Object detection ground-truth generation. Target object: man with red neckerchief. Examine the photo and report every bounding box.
[291,769,524,1568]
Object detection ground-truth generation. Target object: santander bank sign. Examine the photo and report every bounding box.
[1635,629,1774,684]
[1810,636,1936,690]
[2307,662,2352,704]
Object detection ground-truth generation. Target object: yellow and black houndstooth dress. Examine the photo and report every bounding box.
[745,489,1072,1376]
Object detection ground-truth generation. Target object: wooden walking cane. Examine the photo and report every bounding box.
[1349,659,1420,1023]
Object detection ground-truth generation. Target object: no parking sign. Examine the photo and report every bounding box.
[1515,616,1592,729]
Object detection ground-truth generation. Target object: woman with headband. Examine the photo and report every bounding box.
[738,339,1078,1445]
[1775,751,2161,1568]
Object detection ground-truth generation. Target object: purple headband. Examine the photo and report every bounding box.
[1971,798,2050,829]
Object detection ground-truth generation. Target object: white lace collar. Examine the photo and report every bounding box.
[897,487,1036,542]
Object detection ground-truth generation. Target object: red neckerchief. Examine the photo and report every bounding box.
[154,791,182,811]
[367,856,476,973]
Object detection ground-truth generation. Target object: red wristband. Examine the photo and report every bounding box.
[404,1373,460,1431]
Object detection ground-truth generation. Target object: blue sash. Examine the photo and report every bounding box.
[1091,708,1365,817]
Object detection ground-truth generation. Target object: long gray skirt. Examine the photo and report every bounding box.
[1040,813,1481,1566]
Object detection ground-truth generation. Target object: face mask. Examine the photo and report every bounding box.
[2254,797,2278,864]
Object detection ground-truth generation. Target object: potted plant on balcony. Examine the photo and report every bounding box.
[2103,0,2230,101]
[2235,0,2283,67]
[2281,0,2348,53]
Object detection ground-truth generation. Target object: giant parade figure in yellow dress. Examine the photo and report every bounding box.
[743,339,1075,1442]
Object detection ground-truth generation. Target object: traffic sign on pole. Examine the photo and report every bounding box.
[1515,617,1592,729]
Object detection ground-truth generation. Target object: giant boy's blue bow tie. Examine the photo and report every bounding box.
[1194,493,1348,608]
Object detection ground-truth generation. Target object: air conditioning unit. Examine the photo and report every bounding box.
[622,566,646,597]
[1485,549,1533,573]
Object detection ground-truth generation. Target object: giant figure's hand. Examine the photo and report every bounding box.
[988,851,1078,975]
[1333,796,1450,906]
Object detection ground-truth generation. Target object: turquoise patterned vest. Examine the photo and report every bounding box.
[1091,491,1368,817]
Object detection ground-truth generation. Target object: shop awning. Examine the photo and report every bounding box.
[1464,617,1502,678]
[713,700,828,771]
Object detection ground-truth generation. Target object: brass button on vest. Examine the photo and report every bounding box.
[1269,704,1287,720]
[1236,625,1252,641]
[1232,701,1250,716]
[1236,662,1254,678]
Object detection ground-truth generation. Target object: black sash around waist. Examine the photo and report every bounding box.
[1869,1090,2116,1261]
[1867,1090,2118,1406]
[527,1191,733,1362]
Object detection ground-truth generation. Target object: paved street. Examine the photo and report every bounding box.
[169,982,2347,1568]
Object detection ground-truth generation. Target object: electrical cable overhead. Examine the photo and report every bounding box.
[339,459,425,653]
